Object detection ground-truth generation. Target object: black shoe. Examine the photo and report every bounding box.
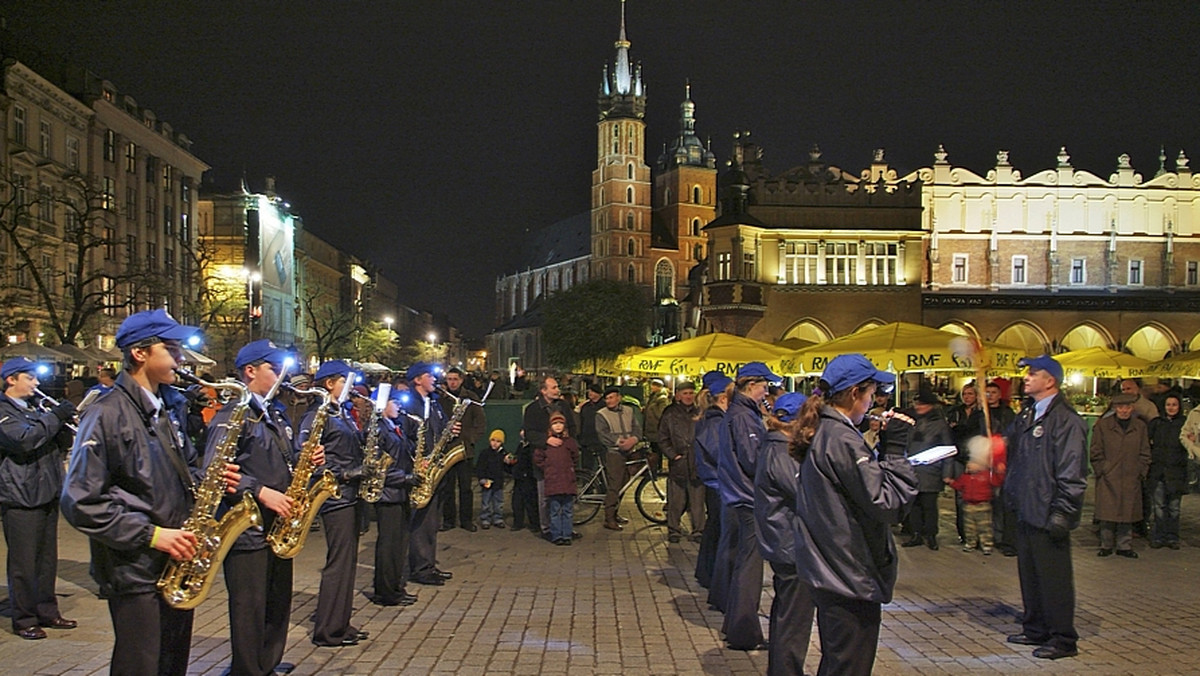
[411,574,445,586]
[312,636,359,647]
[462,523,478,532]
[434,568,453,579]
[494,522,507,529]
[17,626,47,640]
[727,641,769,651]
[571,531,582,539]
[668,534,681,543]
[1097,548,1113,557]
[369,595,401,607]
[481,522,490,530]
[1115,549,1138,559]
[274,663,296,674]
[398,592,418,605]
[1149,540,1164,549]
[901,536,924,548]
[1032,645,1077,660]
[615,515,630,524]
[1001,547,1017,557]
[1169,541,1181,550]
[927,537,939,551]
[1006,633,1045,646]
[439,523,454,532]
[355,630,369,640]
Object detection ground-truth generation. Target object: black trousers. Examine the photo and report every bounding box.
[811,587,881,676]
[708,502,737,612]
[511,478,538,530]
[223,547,292,675]
[908,491,941,538]
[108,592,194,676]
[695,486,721,588]
[1015,520,1078,651]
[723,506,764,649]
[767,562,815,676]
[408,498,440,577]
[312,505,359,645]
[440,459,475,527]
[374,501,411,602]
[2,501,61,631]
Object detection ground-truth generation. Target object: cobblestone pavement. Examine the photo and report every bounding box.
[2,485,1199,675]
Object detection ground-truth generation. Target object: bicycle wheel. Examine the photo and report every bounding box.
[635,472,668,524]
[573,468,604,525]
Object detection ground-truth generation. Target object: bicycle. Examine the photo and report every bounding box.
[573,444,668,526]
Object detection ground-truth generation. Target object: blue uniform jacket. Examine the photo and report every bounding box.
[694,406,724,488]
[1003,393,1087,530]
[62,371,200,596]
[0,394,69,507]
[377,415,417,505]
[717,391,765,508]
[296,400,362,514]
[754,429,800,565]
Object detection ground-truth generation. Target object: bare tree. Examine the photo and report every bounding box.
[0,171,170,345]
[300,285,359,363]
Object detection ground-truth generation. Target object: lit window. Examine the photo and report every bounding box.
[1070,258,1086,285]
[742,252,756,279]
[164,204,174,236]
[824,242,860,285]
[12,106,27,146]
[102,177,116,211]
[1188,261,1198,286]
[39,121,51,157]
[125,143,137,173]
[65,136,80,170]
[1128,259,1143,286]
[952,254,968,284]
[655,260,674,299]
[1011,255,1027,284]
[717,252,732,280]
[162,165,173,191]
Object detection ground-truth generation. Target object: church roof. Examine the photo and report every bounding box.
[518,211,590,270]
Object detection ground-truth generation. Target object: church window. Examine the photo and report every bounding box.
[627,163,634,179]
[1070,258,1086,285]
[655,259,674,300]
[626,213,634,230]
[691,218,701,237]
[627,238,635,256]
[692,186,702,204]
[627,186,634,203]
[627,264,636,282]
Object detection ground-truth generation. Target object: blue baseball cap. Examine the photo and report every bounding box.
[701,370,732,392]
[1018,354,1064,385]
[772,392,808,422]
[234,339,286,370]
[314,359,352,382]
[0,357,40,380]
[406,362,436,382]
[821,354,895,394]
[371,386,405,404]
[115,309,199,349]
[737,361,782,385]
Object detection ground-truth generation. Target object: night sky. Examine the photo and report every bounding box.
[9,1,1200,339]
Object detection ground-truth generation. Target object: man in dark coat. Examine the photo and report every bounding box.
[1003,355,1087,660]
[900,386,954,551]
[658,381,703,543]
[1089,393,1150,558]
[0,357,77,640]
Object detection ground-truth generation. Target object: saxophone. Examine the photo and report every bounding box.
[158,371,262,610]
[357,385,394,503]
[266,383,342,559]
[409,382,492,510]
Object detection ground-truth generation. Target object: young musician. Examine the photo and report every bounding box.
[369,387,422,606]
[0,357,77,640]
[303,360,368,647]
[62,309,240,675]
[214,340,323,674]
[404,362,456,586]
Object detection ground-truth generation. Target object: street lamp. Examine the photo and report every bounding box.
[384,316,394,335]
[246,269,262,341]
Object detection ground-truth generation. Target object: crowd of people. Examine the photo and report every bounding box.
[2,311,1199,674]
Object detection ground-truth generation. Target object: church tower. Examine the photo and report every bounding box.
[654,82,717,300]
[591,0,651,285]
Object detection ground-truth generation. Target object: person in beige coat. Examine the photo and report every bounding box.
[1089,393,1151,558]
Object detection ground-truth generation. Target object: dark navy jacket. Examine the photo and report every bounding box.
[794,406,918,603]
[694,406,724,488]
[296,400,362,514]
[62,371,200,596]
[205,393,294,551]
[377,415,417,505]
[717,391,765,508]
[0,393,69,507]
[754,429,800,565]
[1002,393,1087,530]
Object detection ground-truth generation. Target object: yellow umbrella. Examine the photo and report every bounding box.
[569,349,643,377]
[617,333,791,378]
[1142,351,1200,379]
[1055,346,1150,380]
[781,322,1026,376]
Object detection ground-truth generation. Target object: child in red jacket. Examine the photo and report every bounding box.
[534,412,579,545]
[948,436,1006,554]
